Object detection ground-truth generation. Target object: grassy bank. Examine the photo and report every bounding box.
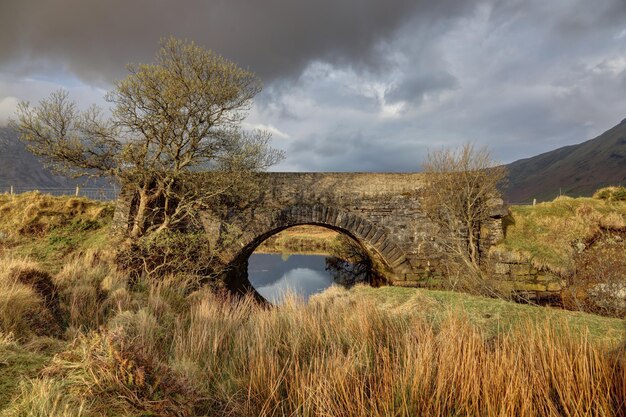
[495,195,626,274]
[256,225,342,254]
[1,242,624,416]
[0,192,113,272]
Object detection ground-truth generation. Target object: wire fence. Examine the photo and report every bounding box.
[0,186,119,201]
[0,187,558,206]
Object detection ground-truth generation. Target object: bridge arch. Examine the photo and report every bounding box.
[221,204,412,295]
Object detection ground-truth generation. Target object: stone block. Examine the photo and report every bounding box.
[510,263,532,276]
[546,282,565,292]
[488,250,521,263]
[514,282,548,292]
[535,274,557,282]
[494,262,510,275]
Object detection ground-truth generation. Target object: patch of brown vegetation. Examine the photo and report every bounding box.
[562,229,626,317]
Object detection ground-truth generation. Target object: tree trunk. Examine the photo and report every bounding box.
[130,185,150,238]
[155,180,175,233]
[467,220,479,268]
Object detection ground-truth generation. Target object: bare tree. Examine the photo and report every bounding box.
[421,143,506,281]
[11,37,283,238]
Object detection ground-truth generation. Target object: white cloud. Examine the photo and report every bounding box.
[244,122,291,139]
[0,96,18,125]
[0,72,110,127]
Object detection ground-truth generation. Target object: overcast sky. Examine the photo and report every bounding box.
[1,0,625,171]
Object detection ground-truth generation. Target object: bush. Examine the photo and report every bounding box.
[116,230,220,284]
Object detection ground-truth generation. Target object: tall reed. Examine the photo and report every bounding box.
[170,291,625,417]
[6,288,624,416]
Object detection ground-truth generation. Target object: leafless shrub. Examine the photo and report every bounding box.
[421,142,507,294]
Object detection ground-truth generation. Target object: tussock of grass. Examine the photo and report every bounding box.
[29,331,197,417]
[594,186,626,202]
[0,258,57,340]
[497,195,626,274]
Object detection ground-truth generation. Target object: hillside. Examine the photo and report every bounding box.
[0,127,109,191]
[505,119,626,203]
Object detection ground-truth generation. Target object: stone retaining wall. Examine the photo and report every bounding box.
[488,251,566,300]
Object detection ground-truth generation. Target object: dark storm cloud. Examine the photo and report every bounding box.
[2,0,626,171]
[386,72,458,104]
[0,0,479,83]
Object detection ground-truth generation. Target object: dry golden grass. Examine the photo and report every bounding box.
[53,250,126,332]
[0,193,110,239]
[0,258,48,340]
[6,287,622,417]
[0,332,16,348]
[2,378,87,417]
[594,186,626,202]
[170,291,625,417]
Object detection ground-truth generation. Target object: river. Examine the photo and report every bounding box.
[247,252,370,304]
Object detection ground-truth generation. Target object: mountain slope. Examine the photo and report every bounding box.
[0,127,109,190]
[505,119,626,203]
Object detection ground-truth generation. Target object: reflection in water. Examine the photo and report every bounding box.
[248,253,372,304]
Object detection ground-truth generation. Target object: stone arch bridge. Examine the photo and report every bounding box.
[114,173,507,291]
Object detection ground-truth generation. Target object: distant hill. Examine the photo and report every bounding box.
[4,119,626,203]
[505,119,626,203]
[0,127,110,191]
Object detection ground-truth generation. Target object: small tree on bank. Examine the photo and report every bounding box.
[12,37,283,239]
[421,143,506,283]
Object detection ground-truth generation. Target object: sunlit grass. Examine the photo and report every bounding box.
[0,192,113,272]
[496,196,626,274]
[3,279,624,417]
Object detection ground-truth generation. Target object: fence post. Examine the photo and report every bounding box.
[10,185,13,196]
[75,186,80,197]
[533,198,536,206]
